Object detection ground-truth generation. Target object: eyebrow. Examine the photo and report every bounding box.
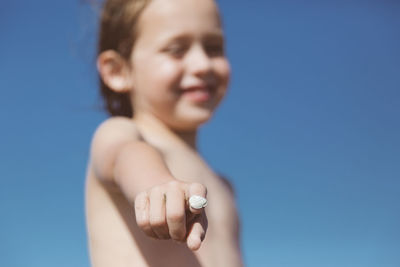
[163,31,224,44]
[202,32,224,42]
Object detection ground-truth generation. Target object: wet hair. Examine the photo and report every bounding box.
[98,0,151,117]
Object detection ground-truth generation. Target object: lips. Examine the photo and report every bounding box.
[181,85,212,102]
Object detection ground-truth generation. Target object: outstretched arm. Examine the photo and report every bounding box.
[90,118,207,250]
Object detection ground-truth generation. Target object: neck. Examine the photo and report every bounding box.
[133,113,198,150]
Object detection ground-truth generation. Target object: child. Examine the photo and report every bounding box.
[85,0,243,266]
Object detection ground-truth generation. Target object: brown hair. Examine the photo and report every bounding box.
[98,0,151,117]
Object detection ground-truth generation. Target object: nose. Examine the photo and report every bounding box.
[185,44,212,77]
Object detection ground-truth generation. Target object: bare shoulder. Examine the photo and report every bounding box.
[90,117,141,184]
[218,174,236,196]
[218,174,241,236]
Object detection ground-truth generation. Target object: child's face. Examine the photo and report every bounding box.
[128,0,230,130]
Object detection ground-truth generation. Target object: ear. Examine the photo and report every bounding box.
[97,50,133,93]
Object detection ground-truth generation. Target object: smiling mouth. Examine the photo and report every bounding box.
[181,86,213,102]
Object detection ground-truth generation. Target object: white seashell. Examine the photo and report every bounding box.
[189,195,208,209]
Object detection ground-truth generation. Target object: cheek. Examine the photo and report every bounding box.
[156,61,183,86]
[215,59,231,88]
[141,60,183,93]
[135,59,183,110]
[214,59,231,104]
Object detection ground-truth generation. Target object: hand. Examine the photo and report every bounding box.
[134,180,208,251]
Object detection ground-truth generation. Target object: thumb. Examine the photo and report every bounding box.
[186,212,208,251]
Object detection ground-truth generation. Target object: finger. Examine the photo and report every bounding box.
[166,187,186,241]
[186,213,208,251]
[134,192,157,238]
[149,188,170,239]
[186,183,207,215]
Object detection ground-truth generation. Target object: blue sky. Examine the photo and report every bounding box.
[1,0,399,266]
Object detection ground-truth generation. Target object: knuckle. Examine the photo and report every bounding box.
[136,191,147,198]
[150,186,163,196]
[134,194,147,210]
[167,180,180,187]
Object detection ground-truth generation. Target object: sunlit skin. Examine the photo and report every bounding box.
[86,0,243,266]
[129,0,230,132]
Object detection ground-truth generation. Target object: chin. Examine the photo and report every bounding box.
[170,111,214,131]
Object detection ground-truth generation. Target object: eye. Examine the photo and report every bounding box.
[204,42,224,57]
[163,44,187,58]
